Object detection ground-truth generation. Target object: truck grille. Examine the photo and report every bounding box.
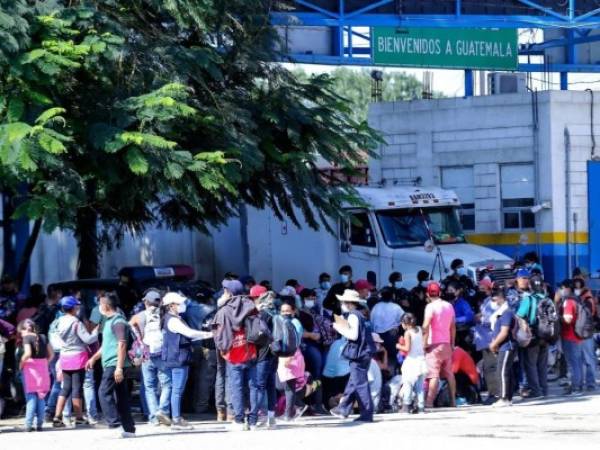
[480,268,514,283]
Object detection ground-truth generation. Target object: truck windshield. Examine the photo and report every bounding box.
[375,207,466,248]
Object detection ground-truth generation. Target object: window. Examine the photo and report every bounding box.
[441,167,475,231]
[341,211,376,248]
[501,164,535,230]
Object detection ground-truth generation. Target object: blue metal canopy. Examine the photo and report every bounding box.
[272,0,600,91]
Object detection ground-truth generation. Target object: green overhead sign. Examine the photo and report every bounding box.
[372,27,518,71]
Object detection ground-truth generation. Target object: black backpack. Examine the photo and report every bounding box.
[573,297,595,340]
[536,296,561,344]
[245,314,272,347]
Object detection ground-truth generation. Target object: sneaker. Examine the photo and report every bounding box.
[559,377,570,387]
[294,405,309,419]
[87,416,98,426]
[266,416,277,430]
[22,426,34,432]
[572,389,584,397]
[492,399,512,408]
[52,417,66,428]
[400,405,411,414]
[483,395,498,406]
[121,432,136,439]
[312,405,329,416]
[249,425,259,431]
[229,421,249,431]
[417,407,426,414]
[171,418,193,430]
[75,417,89,426]
[64,417,75,429]
[353,416,373,423]
[563,386,573,396]
[329,407,349,419]
[155,411,172,426]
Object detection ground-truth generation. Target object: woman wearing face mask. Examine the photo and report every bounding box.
[315,273,332,313]
[52,296,99,428]
[160,292,213,430]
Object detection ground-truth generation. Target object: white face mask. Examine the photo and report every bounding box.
[305,300,315,309]
[420,281,428,288]
[559,288,566,297]
[341,304,350,313]
[574,289,582,297]
[177,303,187,314]
[456,267,468,277]
[490,300,500,311]
[394,281,403,289]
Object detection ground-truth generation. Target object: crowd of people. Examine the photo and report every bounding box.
[0,252,599,437]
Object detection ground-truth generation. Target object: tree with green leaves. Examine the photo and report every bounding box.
[0,1,381,284]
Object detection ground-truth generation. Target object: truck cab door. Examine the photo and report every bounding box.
[339,210,379,278]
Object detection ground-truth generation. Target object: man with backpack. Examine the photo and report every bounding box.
[86,292,136,438]
[557,280,585,396]
[573,278,598,391]
[516,275,549,398]
[129,289,171,426]
[212,279,259,431]
[330,289,376,422]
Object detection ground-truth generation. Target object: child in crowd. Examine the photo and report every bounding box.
[18,318,54,431]
[397,313,427,413]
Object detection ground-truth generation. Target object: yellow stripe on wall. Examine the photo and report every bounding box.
[467,232,589,246]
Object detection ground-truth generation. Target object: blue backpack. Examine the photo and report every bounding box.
[342,312,376,361]
[270,315,299,357]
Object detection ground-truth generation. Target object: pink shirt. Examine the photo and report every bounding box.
[424,299,455,345]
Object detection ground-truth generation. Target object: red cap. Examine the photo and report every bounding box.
[355,279,374,291]
[249,285,268,298]
[478,278,494,290]
[427,282,441,297]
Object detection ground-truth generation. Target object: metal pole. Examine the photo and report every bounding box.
[573,212,579,269]
[565,128,572,278]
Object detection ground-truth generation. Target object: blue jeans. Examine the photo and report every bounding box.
[338,358,373,421]
[25,393,45,428]
[402,375,425,409]
[163,366,188,419]
[582,338,597,389]
[83,369,98,419]
[142,357,172,421]
[256,357,277,413]
[302,343,324,380]
[227,361,258,425]
[216,352,232,414]
[46,354,62,416]
[563,339,584,391]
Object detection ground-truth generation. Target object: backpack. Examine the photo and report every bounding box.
[573,297,595,340]
[245,314,272,347]
[142,308,163,357]
[535,297,561,344]
[342,312,377,361]
[270,315,299,357]
[512,316,532,348]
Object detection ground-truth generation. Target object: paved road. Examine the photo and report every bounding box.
[1,392,600,450]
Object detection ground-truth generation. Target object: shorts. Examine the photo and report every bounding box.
[426,343,453,380]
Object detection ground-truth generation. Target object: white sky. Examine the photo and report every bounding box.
[283,29,600,97]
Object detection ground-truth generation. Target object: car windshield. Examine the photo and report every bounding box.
[375,207,466,248]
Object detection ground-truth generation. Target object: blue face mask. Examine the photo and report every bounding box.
[394,281,403,290]
[456,267,468,277]
[340,274,350,284]
[282,313,293,320]
[320,281,331,290]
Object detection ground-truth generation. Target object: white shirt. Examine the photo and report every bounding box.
[333,313,360,341]
[167,316,213,341]
[370,302,405,333]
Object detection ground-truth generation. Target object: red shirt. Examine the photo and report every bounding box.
[223,328,257,364]
[561,298,583,343]
[452,346,479,386]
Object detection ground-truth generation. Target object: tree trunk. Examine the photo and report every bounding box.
[75,208,99,279]
[16,218,42,291]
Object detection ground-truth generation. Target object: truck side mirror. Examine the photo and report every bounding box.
[341,240,352,253]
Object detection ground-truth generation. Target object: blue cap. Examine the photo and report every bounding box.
[60,296,81,310]
[515,268,531,279]
[222,279,244,296]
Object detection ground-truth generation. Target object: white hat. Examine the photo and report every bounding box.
[279,286,296,297]
[336,289,366,304]
[162,292,187,306]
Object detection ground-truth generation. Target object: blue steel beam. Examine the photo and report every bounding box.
[285,53,600,73]
[345,0,394,19]
[270,12,600,29]
[516,0,569,21]
[520,32,600,53]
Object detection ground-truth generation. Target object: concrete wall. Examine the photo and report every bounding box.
[368,90,600,283]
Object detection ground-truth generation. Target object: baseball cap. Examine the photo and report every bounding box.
[516,268,531,279]
[162,292,187,306]
[427,282,441,297]
[60,296,81,310]
[279,286,297,297]
[355,279,373,291]
[222,279,244,296]
[142,289,162,305]
[249,285,268,299]
[478,278,494,290]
